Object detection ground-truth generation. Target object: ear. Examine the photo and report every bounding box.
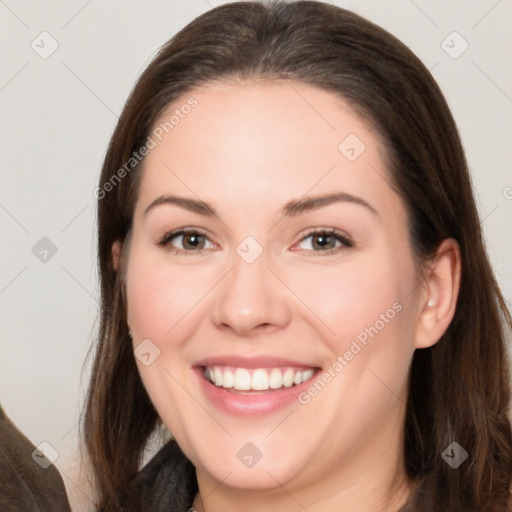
[111,240,122,273]
[414,238,461,349]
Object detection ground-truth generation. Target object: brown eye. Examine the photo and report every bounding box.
[311,232,337,250]
[295,229,353,255]
[158,229,215,255]
[180,233,206,250]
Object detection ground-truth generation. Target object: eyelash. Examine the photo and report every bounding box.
[157,228,353,257]
[295,229,353,256]
[157,228,216,256]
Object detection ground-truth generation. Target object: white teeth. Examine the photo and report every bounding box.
[234,368,251,391]
[204,365,316,391]
[214,367,223,387]
[222,369,234,389]
[251,369,269,390]
[302,369,314,382]
[283,369,294,388]
[269,368,282,389]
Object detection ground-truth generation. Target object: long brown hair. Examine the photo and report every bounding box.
[82,1,512,510]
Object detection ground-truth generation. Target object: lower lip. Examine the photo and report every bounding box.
[194,368,320,416]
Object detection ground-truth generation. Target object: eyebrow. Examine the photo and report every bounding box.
[143,192,378,219]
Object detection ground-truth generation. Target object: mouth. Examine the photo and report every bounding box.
[193,358,322,415]
[202,365,317,393]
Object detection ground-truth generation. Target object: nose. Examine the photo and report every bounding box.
[210,248,291,337]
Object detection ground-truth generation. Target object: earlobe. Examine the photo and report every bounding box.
[112,240,122,273]
[414,238,461,349]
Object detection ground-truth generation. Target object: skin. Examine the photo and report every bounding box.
[113,79,461,511]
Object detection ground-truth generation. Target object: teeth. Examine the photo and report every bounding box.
[234,368,251,390]
[252,369,268,390]
[283,369,294,388]
[213,367,223,387]
[269,368,282,389]
[222,369,234,389]
[302,369,314,382]
[204,365,316,391]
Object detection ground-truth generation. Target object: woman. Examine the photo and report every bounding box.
[82,1,512,510]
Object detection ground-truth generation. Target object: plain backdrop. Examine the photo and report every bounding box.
[1,0,511,509]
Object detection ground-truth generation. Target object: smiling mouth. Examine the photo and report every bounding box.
[202,365,319,392]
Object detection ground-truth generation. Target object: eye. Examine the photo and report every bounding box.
[157,228,353,257]
[157,228,217,255]
[294,229,353,256]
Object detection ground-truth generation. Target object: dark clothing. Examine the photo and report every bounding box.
[0,404,72,512]
[131,440,198,512]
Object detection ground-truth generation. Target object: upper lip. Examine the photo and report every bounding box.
[193,355,321,369]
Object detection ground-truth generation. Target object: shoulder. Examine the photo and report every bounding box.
[132,440,198,512]
[0,404,72,512]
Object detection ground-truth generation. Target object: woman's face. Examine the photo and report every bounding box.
[124,80,423,495]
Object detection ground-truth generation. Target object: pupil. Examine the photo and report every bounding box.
[185,234,201,249]
[315,234,332,249]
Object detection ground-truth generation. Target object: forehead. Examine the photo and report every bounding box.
[135,80,404,225]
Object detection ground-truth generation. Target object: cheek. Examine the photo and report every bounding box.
[284,246,416,414]
[125,248,208,341]
[124,248,205,431]
[284,250,409,349]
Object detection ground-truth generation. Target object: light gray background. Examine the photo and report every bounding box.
[1,0,511,510]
